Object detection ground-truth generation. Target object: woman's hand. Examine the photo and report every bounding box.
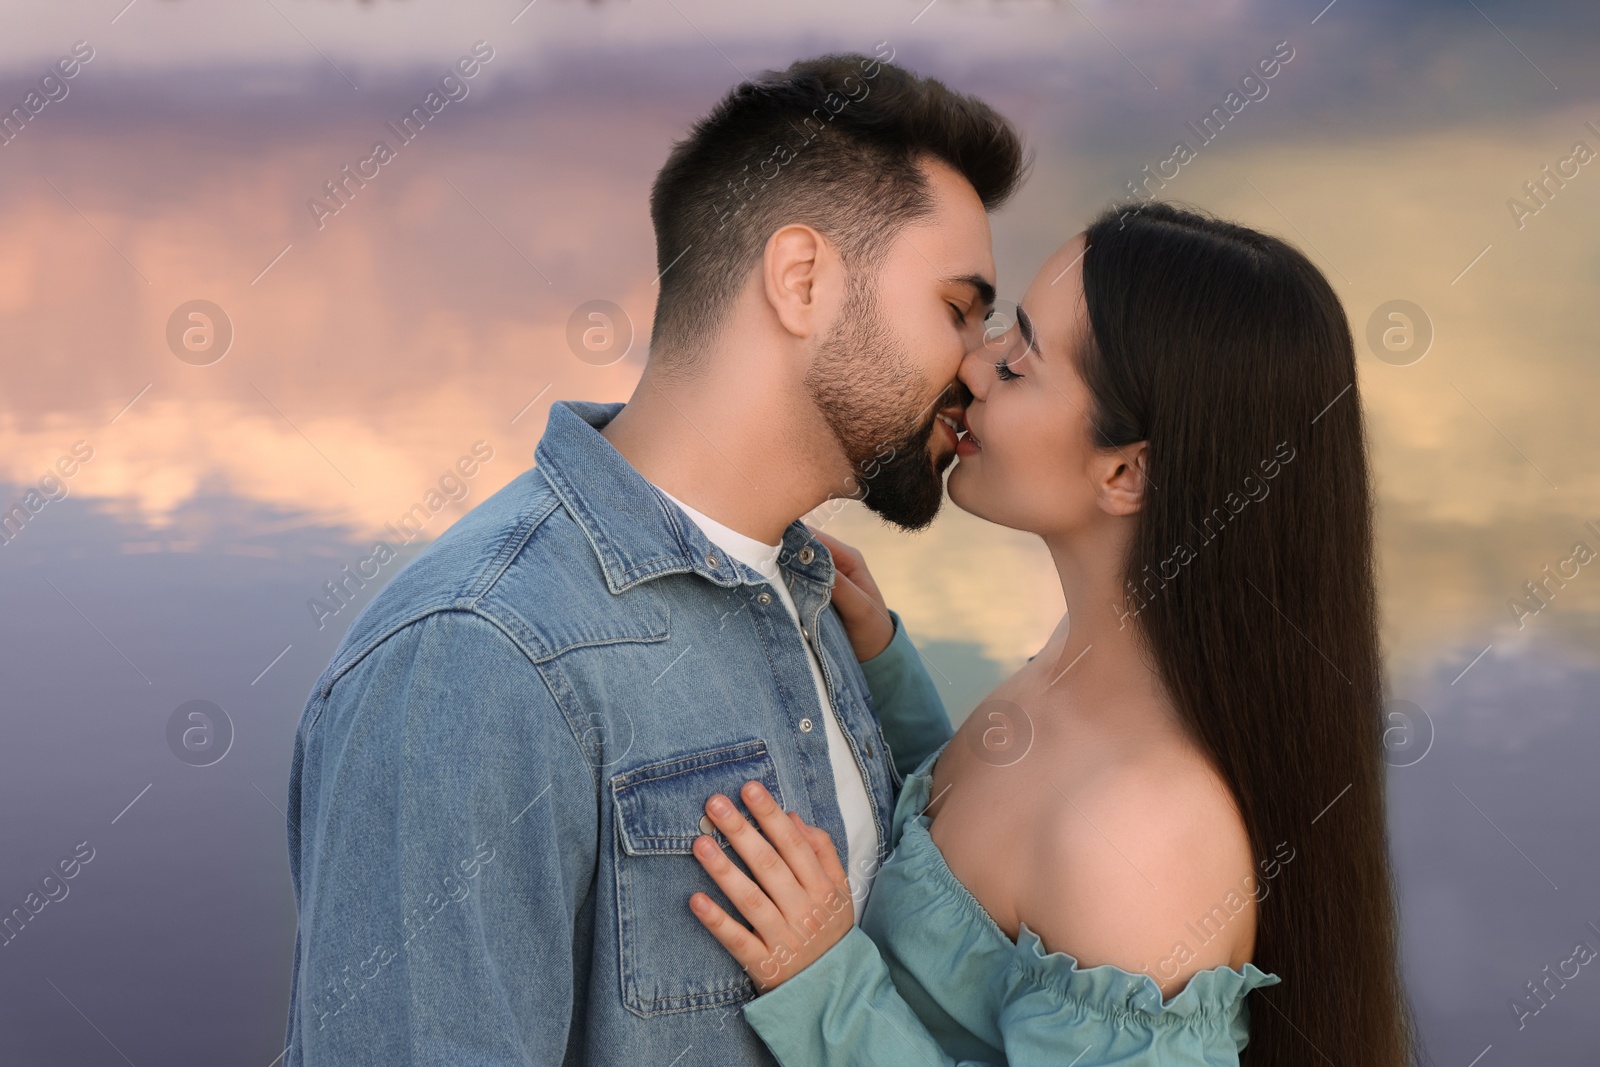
[689,780,854,993]
[809,527,894,661]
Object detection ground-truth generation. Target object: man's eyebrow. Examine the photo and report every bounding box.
[947,273,996,309]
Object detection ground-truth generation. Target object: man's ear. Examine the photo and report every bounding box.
[1096,441,1149,517]
[763,224,837,340]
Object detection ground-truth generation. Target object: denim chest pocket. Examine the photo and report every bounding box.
[610,738,784,1017]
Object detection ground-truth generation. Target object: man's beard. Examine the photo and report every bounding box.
[804,285,956,532]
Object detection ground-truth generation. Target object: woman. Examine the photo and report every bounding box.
[685,202,1414,1065]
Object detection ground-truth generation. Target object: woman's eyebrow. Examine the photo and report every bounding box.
[1016,305,1039,357]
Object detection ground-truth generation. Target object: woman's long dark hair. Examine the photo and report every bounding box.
[1078,201,1413,1066]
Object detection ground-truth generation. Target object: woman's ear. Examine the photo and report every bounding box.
[1096,441,1149,517]
[762,224,836,340]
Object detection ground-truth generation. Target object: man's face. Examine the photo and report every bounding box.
[804,159,996,530]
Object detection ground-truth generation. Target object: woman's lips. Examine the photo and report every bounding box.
[955,414,980,456]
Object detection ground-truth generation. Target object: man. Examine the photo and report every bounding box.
[285,52,1025,1065]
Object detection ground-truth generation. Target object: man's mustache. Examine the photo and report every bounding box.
[920,380,974,431]
[865,379,974,476]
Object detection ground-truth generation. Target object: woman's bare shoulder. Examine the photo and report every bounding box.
[1013,744,1257,996]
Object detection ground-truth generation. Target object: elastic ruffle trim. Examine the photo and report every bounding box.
[1007,921,1280,1023]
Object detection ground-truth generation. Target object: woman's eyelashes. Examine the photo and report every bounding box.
[994,357,1023,381]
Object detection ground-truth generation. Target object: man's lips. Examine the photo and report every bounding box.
[934,403,972,447]
[931,382,976,454]
[934,410,963,449]
[934,400,969,444]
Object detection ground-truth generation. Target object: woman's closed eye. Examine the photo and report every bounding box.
[986,302,1034,380]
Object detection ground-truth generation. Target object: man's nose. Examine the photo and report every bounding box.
[957,347,989,401]
[939,378,974,412]
[958,313,992,355]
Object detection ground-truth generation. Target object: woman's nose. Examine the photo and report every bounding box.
[957,344,991,400]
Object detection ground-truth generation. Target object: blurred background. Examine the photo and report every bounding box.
[0,0,1596,1063]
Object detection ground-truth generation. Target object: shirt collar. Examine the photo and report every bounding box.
[656,486,784,578]
[534,400,837,594]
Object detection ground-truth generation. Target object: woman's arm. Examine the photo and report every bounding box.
[743,923,976,1067]
[813,528,953,779]
[861,611,953,780]
[688,780,1255,1067]
[688,779,981,1066]
[741,927,1231,1067]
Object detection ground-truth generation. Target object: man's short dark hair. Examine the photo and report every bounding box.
[647,52,1026,361]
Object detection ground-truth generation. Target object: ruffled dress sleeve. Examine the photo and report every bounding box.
[743,907,1279,1066]
[857,609,954,782]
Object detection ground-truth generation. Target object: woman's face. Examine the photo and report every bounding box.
[947,232,1117,536]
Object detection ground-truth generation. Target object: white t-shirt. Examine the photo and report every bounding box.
[654,486,879,914]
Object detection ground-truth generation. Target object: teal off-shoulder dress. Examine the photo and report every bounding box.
[742,616,1280,1066]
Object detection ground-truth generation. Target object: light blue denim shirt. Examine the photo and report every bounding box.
[283,399,953,1066]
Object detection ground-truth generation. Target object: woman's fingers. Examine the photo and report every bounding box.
[688,890,763,957]
[805,527,894,661]
[688,891,776,989]
[738,781,835,899]
[702,792,810,916]
[831,568,877,615]
[689,792,858,992]
[811,529,878,592]
[812,530,872,594]
[692,833,791,946]
[809,526,862,570]
[788,810,852,894]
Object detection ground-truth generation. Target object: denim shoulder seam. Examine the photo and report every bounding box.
[465,606,603,794]
[316,599,475,702]
[459,480,564,606]
[315,484,564,698]
[306,606,600,791]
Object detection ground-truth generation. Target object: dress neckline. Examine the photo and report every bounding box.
[899,739,1031,951]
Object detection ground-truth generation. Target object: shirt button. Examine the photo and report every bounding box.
[699,814,715,836]
[705,553,719,568]
[757,592,772,605]
[865,743,875,757]
[798,546,815,564]
[799,718,814,732]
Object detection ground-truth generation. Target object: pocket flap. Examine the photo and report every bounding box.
[610,739,783,856]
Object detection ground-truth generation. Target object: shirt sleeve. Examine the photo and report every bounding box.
[858,610,954,781]
[742,925,1258,1067]
[286,609,599,1065]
